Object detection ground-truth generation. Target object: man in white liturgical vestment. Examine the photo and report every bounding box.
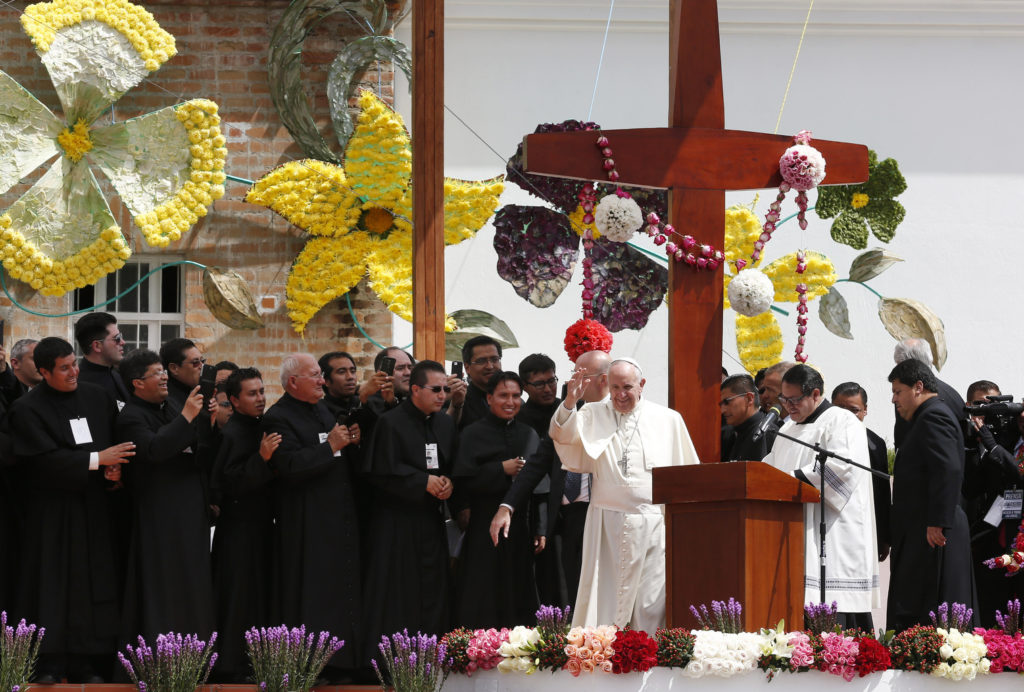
[550,358,699,631]
[763,364,881,629]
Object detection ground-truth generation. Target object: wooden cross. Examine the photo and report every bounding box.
[523,0,869,463]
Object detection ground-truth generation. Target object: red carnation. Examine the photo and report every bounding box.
[610,629,658,674]
[564,319,613,363]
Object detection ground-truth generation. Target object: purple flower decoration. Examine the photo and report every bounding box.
[494,120,669,332]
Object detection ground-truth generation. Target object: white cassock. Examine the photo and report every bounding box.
[550,398,699,631]
[763,404,881,612]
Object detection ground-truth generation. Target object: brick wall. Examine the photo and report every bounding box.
[0,0,395,399]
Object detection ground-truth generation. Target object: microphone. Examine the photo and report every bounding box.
[752,405,783,442]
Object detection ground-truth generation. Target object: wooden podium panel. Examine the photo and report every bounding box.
[653,461,819,632]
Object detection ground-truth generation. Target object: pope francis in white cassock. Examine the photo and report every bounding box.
[763,365,881,625]
[550,358,699,632]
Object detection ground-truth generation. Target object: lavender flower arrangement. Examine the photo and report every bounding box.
[804,601,839,634]
[0,611,44,692]
[372,630,448,692]
[535,604,571,639]
[689,597,743,633]
[118,632,217,692]
[929,602,973,631]
[245,625,344,692]
[995,599,1022,636]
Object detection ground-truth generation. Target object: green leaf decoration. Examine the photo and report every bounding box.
[445,309,519,362]
[817,149,907,246]
[268,0,409,163]
[819,286,853,339]
[830,210,869,249]
[848,248,904,283]
[327,36,412,153]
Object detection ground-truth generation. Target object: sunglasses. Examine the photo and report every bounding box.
[422,385,452,394]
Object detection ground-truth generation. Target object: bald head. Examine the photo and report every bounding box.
[576,350,611,402]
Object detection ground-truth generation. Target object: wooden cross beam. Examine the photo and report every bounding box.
[523,0,869,464]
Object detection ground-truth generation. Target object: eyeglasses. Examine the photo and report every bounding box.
[138,369,167,380]
[96,333,125,345]
[719,393,745,406]
[217,401,233,409]
[186,357,206,367]
[469,356,501,367]
[526,376,558,389]
[422,385,452,394]
[295,373,323,381]
[778,393,809,406]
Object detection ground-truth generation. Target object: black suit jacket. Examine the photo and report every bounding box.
[502,436,568,539]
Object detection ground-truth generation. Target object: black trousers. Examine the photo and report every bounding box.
[559,502,589,610]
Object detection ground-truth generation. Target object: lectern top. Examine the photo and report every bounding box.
[652,460,820,505]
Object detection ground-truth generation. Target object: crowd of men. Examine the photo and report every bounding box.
[725,338,1022,632]
[0,312,1018,684]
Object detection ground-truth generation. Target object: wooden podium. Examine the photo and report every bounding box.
[652,461,819,631]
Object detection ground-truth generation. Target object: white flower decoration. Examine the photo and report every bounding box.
[727,268,775,317]
[594,194,642,242]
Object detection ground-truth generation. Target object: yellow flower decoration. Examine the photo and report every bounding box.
[851,192,869,209]
[723,203,837,373]
[0,0,224,296]
[247,90,504,334]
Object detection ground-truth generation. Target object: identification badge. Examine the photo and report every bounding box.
[425,443,439,470]
[319,432,341,457]
[1004,489,1023,520]
[70,417,92,445]
[984,496,1004,527]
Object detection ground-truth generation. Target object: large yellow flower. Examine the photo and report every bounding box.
[0,0,225,296]
[723,205,836,373]
[247,90,504,334]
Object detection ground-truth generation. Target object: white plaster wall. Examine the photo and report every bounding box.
[392,0,1024,446]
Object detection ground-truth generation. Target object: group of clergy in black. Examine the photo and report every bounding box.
[0,315,588,685]
[720,351,1023,631]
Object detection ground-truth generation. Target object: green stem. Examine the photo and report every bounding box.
[226,173,255,185]
[344,293,412,351]
[775,205,815,229]
[836,278,883,299]
[1,260,206,318]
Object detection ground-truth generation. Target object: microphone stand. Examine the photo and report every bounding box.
[774,429,891,604]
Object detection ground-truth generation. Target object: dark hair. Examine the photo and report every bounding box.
[319,351,356,377]
[888,359,938,392]
[966,380,1000,402]
[34,337,75,373]
[374,347,414,372]
[486,371,524,395]
[753,368,766,388]
[214,360,239,373]
[781,364,824,397]
[518,353,555,380]
[121,349,162,392]
[722,374,758,403]
[159,337,196,368]
[832,381,867,405]
[225,367,263,399]
[462,335,502,364]
[410,360,446,388]
[74,312,117,353]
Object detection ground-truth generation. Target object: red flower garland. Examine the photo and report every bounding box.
[563,318,613,363]
[610,629,658,674]
[853,636,891,677]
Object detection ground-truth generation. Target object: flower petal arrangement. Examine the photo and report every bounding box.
[815,149,907,249]
[492,120,668,333]
[247,90,504,334]
[0,0,226,296]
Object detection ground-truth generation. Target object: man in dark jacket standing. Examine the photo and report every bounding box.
[887,358,978,632]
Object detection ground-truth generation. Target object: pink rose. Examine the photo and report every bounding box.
[564,645,578,658]
[566,659,582,677]
[581,660,596,673]
[593,652,605,664]
[578,646,593,660]
[600,660,614,673]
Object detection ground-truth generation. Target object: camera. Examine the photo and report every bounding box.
[965,395,1024,437]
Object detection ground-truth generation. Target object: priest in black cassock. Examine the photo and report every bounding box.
[454,372,540,627]
[363,347,415,418]
[720,374,778,462]
[455,336,503,431]
[211,368,280,682]
[9,337,135,683]
[116,349,215,643]
[362,360,456,662]
[74,312,129,409]
[887,358,978,631]
[319,351,362,418]
[160,337,204,412]
[262,353,363,678]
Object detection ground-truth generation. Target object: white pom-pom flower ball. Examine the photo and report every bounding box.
[594,194,643,242]
[727,268,775,317]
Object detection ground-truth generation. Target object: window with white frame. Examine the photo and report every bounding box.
[73,256,185,353]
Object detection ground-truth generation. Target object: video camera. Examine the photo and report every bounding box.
[965,395,1024,437]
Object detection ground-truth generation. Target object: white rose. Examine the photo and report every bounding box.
[963,663,977,681]
[952,646,968,662]
[939,644,954,660]
[949,662,967,681]
[685,659,705,677]
[933,662,950,678]
[980,658,991,674]
[497,657,516,673]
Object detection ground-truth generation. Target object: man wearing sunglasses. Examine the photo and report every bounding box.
[74,311,129,409]
[720,373,777,462]
[763,364,879,630]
